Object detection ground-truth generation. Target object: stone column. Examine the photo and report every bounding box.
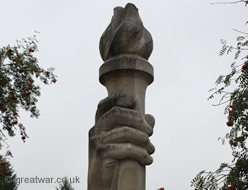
[99,56,153,190]
[98,3,154,190]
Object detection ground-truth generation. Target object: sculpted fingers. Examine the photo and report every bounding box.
[93,127,155,154]
[91,94,155,166]
[97,143,153,166]
[95,94,135,122]
[95,107,153,136]
[90,127,155,166]
[145,114,155,129]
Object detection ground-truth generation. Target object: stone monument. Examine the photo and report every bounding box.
[88,3,155,190]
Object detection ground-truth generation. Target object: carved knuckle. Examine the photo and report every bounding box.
[95,144,103,153]
[141,149,148,158]
[90,135,101,147]
[145,114,155,128]
[97,98,107,113]
[149,143,155,155]
[121,126,130,132]
[120,126,133,136]
[147,156,153,165]
[125,143,134,152]
[96,144,112,154]
[111,106,121,115]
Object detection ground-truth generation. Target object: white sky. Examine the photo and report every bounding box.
[1,0,247,190]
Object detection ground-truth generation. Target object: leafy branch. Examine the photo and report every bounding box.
[192,27,248,190]
[0,32,57,152]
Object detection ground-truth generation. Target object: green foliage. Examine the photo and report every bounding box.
[192,6,248,188]
[0,155,18,190]
[208,34,248,152]
[55,177,75,190]
[226,157,248,189]
[191,160,248,190]
[0,32,57,150]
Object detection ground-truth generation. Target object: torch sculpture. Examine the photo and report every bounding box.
[88,3,155,190]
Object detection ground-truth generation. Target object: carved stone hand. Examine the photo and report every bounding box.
[88,94,155,190]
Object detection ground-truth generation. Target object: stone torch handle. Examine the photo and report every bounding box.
[99,56,154,190]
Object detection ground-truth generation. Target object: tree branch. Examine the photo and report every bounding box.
[212,99,230,106]
[232,29,248,35]
[212,1,248,5]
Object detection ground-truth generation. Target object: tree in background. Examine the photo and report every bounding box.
[55,177,75,190]
[0,154,18,190]
[0,32,57,154]
[191,1,248,189]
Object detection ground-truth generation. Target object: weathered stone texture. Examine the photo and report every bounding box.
[88,3,155,190]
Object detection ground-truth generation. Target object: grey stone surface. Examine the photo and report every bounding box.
[99,55,154,84]
[88,95,155,190]
[99,3,153,61]
[88,3,155,190]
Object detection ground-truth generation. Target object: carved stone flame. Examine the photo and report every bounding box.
[99,3,153,61]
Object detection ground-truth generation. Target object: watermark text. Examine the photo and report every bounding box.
[5,176,80,185]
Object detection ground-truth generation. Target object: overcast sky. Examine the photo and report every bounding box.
[1,0,248,190]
